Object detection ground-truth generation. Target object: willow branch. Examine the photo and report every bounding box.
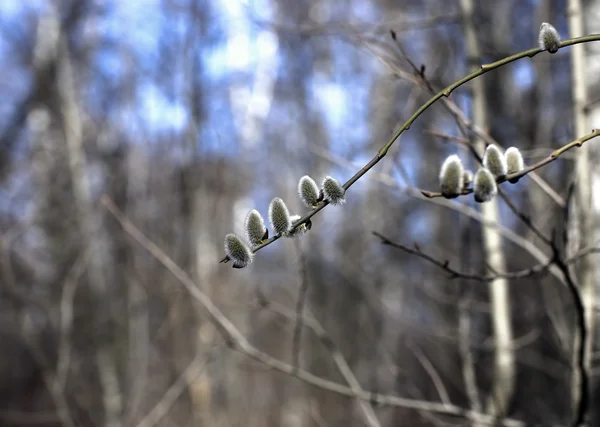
[421,129,600,199]
[224,34,600,261]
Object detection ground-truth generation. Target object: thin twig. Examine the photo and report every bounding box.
[102,195,530,427]
[372,231,555,282]
[56,246,93,389]
[135,347,215,427]
[556,200,590,426]
[421,129,600,199]
[292,240,309,371]
[258,295,382,427]
[424,130,470,146]
[308,142,568,287]
[406,340,451,406]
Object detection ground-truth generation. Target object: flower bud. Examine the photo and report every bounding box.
[298,175,320,208]
[244,209,267,246]
[322,176,346,205]
[483,145,507,179]
[268,197,292,235]
[538,22,561,54]
[439,155,464,198]
[473,168,497,203]
[224,233,253,268]
[505,147,524,183]
[287,214,311,237]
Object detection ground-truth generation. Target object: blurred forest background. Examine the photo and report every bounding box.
[1,0,600,426]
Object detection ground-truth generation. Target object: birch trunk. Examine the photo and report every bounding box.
[567,0,595,423]
[460,0,515,420]
[54,6,123,426]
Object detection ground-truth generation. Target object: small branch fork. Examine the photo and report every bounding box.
[372,231,600,284]
[220,34,600,262]
[420,129,600,199]
[371,231,556,282]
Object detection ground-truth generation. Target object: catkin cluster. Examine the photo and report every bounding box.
[221,173,346,268]
[439,145,524,203]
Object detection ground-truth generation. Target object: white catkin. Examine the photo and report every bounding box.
[224,233,253,268]
[268,197,292,235]
[439,155,464,198]
[244,209,267,246]
[538,22,561,53]
[298,175,320,207]
[473,168,498,203]
[505,147,524,183]
[322,176,346,205]
[483,145,507,178]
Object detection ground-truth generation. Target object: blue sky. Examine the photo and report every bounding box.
[0,0,546,243]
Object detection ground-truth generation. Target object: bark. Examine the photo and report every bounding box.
[460,0,515,420]
[567,0,595,423]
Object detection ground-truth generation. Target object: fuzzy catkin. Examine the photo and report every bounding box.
[268,197,292,235]
[245,209,267,246]
[505,147,524,183]
[439,155,464,198]
[538,22,561,53]
[224,233,253,268]
[473,168,498,203]
[322,176,346,205]
[298,175,320,207]
[483,145,507,178]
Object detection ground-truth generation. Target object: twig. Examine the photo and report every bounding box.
[292,240,309,371]
[135,347,215,427]
[102,195,530,427]
[219,35,600,263]
[420,129,600,199]
[56,246,93,389]
[555,200,590,427]
[259,295,382,427]
[424,130,470,146]
[372,231,555,282]
[406,340,451,406]
[307,140,567,288]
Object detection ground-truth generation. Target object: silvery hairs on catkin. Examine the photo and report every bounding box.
[482,145,507,179]
[322,176,346,205]
[224,233,253,268]
[439,155,464,198]
[268,197,292,235]
[298,175,320,208]
[473,168,498,203]
[244,209,267,246]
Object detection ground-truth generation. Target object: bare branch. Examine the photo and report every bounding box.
[372,231,555,282]
[102,195,532,427]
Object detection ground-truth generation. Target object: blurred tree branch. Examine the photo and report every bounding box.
[104,195,532,427]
